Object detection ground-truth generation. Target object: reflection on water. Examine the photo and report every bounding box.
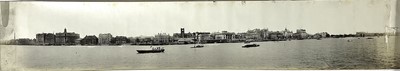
[1,36,399,70]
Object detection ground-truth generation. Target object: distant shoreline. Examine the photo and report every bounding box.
[1,37,379,46]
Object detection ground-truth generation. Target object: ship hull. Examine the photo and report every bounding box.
[137,49,165,53]
[242,44,260,48]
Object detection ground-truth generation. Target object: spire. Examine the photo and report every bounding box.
[64,28,67,33]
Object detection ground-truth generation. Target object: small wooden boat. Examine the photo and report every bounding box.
[137,47,165,53]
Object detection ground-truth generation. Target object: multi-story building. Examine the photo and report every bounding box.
[234,33,247,40]
[268,31,284,41]
[173,28,195,38]
[55,28,80,45]
[246,29,266,41]
[295,29,308,39]
[282,28,294,39]
[192,32,211,43]
[80,35,98,45]
[211,31,235,40]
[154,33,173,44]
[36,33,56,45]
[209,31,235,43]
[128,37,137,44]
[296,29,306,34]
[215,34,226,40]
[98,33,113,45]
[111,36,129,45]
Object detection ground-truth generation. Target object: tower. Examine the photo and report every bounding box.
[64,28,67,45]
[180,28,185,38]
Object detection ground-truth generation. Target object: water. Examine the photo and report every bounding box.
[1,37,399,70]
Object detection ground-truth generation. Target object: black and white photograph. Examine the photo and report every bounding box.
[0,0,400,70]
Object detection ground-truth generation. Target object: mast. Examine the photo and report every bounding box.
[13,30,15,40]
[13,30,15,44]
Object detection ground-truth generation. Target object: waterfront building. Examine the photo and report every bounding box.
[295,29,308,39]
[36,33,56,45]
[355,32,384,37]
[221,31,235,40]
[215,34,226,40]
[260,29,269,40]
[173,28,195,38]
[132,36,152,45]
[234,33,247,41]
[128,37,137,44]
[300,33,309,39]
[15,38,35,45]
[193,32,211,43]
[282,28,294,39]
[80,35,98,45]
[312,34,322,39]
[154,33,173,45]
[268,31,284,41]
[245,29,266,41]
[208,31,235,43]
[296,29,307,34]
[55,28,80,45]
[213,31,235,39]
[75,38,82,45]
[315,32,330,38]
[176,38,194,44]
[234,33,245,39]
[98,33,113,45]
[111,36,130,45]
[244,32,261,41]
[142,36,154,44]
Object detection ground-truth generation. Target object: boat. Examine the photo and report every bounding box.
[242,43,260,47]
[366,37,374,39]
[191,44,204,48]
[191,38,204,48]
[137,47,165,53]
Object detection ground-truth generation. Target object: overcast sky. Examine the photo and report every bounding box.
[11,0,390,38]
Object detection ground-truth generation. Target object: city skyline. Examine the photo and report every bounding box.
[8,1,388,39]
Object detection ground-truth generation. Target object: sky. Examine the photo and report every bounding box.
[7,0,391,39]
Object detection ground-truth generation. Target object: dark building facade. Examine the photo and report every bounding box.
[35,28,79,45]
[36,33,56,45]
[173,28,196,38]
[55,28,80,45]
[110,36,130,45]
[14,38,35,45]
[80,35,98,45]
[98,33,113,45]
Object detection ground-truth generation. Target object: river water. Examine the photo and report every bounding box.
[1,36,399,70]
